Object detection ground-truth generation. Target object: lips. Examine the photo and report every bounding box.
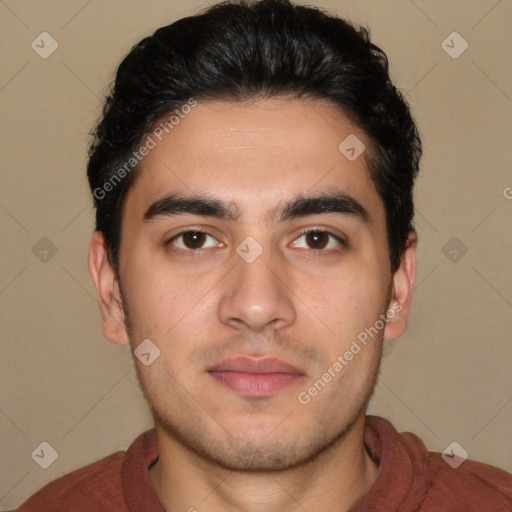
[208,356,304,374]
[207,356,305,397]
[207,356,306,396]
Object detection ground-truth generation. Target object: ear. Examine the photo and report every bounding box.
[88,231,129,345]
[383,231,417,341]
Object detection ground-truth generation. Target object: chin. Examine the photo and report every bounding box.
[153,405,360,473]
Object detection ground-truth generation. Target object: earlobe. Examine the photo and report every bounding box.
[87,231,129,345]
[383,231,417,341]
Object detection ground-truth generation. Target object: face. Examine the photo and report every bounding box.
[89,96,415,472]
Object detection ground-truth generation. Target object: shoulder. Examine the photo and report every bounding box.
[16,429,157,512]
[422,451,512,510]
[16,450,127,512]
[363,416,512,511]
[398,427,512,510]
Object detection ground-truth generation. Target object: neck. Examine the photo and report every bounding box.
[149,413,379,512]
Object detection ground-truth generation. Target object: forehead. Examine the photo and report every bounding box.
[122,97,384,227]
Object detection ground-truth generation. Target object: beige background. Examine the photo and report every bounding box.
[1,0,511,509]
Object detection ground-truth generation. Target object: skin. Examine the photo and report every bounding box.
[88,96,417,512]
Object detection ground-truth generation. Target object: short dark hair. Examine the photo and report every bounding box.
[87,0,421,277]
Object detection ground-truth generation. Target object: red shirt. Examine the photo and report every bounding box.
[16,415,512,511]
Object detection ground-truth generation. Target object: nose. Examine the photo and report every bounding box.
[217,244,296,332]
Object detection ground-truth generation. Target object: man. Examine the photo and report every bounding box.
[17,0,512,510]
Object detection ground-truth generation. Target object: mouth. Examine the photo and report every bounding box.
[206,356,306,397]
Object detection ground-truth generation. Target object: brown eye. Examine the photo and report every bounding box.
[304,231,329,249]
[291,229,345,253]
[181,231,208,249]
[167,230,219,252]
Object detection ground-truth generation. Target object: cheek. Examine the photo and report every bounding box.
[121,257,182,336]
[123,255,224,341]
[301,263,386,335]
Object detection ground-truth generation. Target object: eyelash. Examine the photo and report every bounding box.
[165,228,347,257]
[292,228,347,255]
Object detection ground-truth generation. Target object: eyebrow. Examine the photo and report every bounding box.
[142,190,372,228]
